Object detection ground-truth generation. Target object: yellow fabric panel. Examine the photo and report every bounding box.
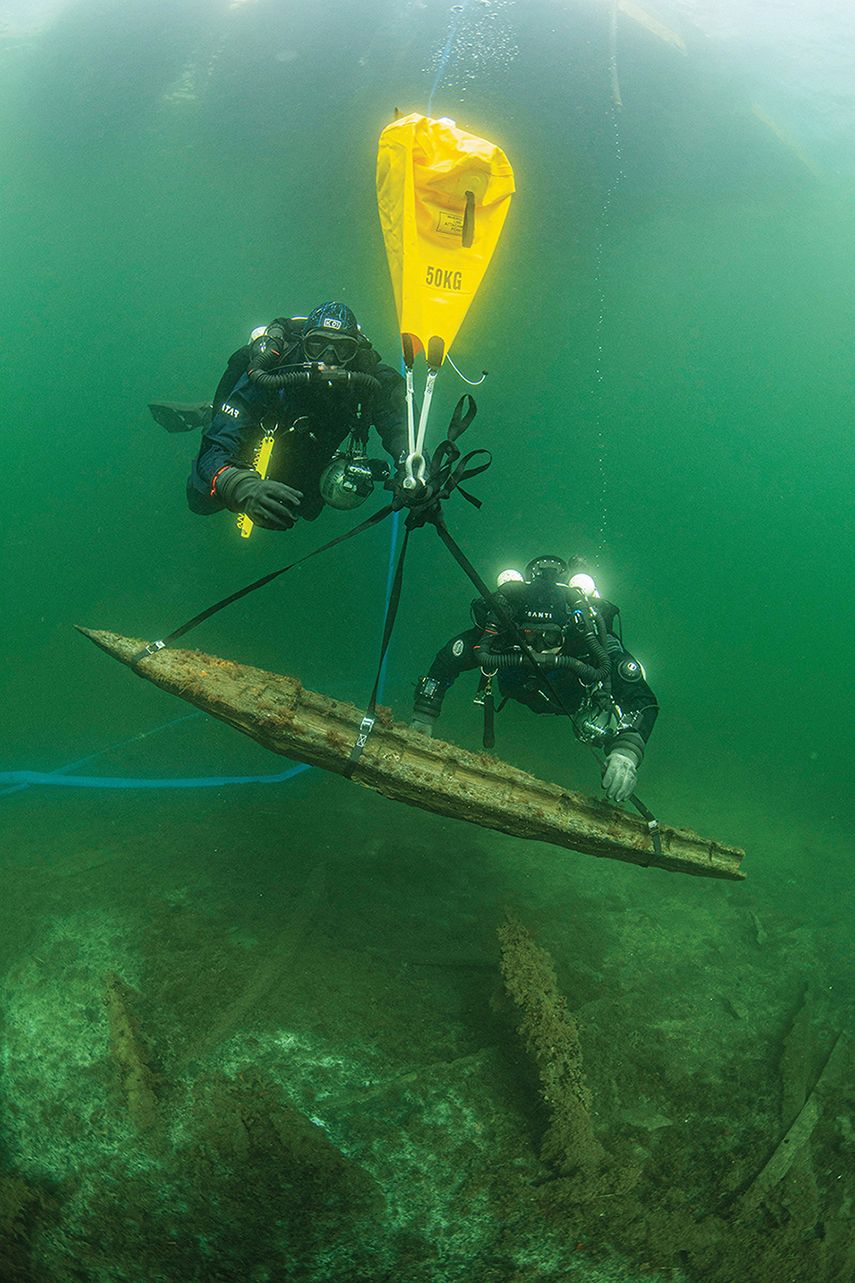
[376,113,514,364]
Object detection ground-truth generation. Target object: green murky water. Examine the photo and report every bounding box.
[1,2,852,1279]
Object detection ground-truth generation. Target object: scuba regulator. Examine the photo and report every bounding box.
[247,318,381,397]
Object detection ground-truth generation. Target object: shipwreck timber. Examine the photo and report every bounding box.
[78,629,745,881]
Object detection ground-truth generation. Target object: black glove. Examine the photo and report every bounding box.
[216,467,302,530]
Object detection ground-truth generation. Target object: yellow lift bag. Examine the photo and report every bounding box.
[376,113,514,487]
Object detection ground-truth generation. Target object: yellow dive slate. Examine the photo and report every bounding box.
[376,112,515,368]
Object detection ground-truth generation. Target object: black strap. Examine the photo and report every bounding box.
[345,527,411,774]
[628,791,663,860]
[132,502,395,664]
[447,393,477,441]
[440,448,492,500]
[343,400,488,765]
[396,447,493,532]
[483,688,496,749]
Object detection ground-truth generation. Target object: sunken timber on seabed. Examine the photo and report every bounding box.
[78,628,746,882]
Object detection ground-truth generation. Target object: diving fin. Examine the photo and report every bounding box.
[148,401,213,433]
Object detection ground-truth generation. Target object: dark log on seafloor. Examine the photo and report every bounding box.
[77,629,746,882]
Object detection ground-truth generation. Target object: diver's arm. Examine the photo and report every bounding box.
[411,626,481,732]
[371,363,409,462]
[186,375,266,514]
[607,640,659,762]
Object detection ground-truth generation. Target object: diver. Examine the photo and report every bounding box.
[410,554,659,805]
[151,302,408,529]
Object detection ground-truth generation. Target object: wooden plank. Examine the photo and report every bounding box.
[77,628,746,882]
[739,1032,847,1212]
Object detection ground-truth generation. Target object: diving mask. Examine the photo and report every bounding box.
[303,331,359,365]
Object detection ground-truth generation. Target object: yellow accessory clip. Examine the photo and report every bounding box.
[237,431,276,539]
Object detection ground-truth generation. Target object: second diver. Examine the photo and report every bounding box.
[410,554,659,804]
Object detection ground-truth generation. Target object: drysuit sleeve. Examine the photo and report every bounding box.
[413,626,483,717]
[370,362,409,464]
[186,373,269,514]
[607,636,659,762]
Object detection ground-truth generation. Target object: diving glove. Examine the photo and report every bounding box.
[409,715,436,737]
[215,467,302,530]
[602,750,638,804]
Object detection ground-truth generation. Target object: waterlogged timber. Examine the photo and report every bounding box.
[78,629,746,881]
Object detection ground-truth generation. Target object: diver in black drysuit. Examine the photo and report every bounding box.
[410,555,659,804]
[152,302,409,530]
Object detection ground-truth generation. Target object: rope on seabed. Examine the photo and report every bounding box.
[0,714,312,795]
[0,764,312,792]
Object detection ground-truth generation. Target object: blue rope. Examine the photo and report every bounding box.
[0,713,203,798]
[0,763,312,792]
[0,713,307,795]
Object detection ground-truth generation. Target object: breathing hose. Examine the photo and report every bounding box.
[479,600,612,688]
[248,366,381,395]
[486,648,608,684]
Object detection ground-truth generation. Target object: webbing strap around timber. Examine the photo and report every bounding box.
[344,525,411,776]
[132,412,661,853]
[344,422,489,774]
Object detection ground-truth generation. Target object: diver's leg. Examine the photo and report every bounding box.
[148,402,213,433]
